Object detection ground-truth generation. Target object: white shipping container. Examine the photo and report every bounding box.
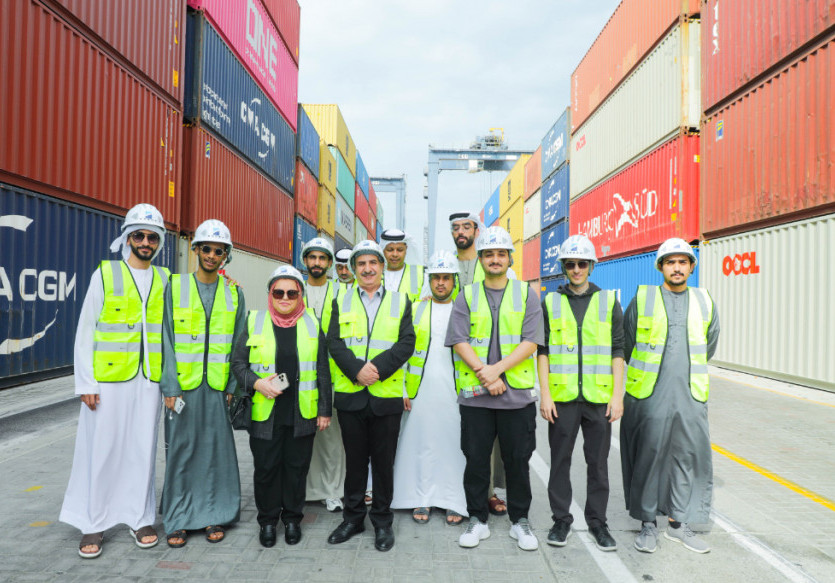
[700,214,835,391]
[335,195,355,242]
[524,190,542,241]
[354,217,369,245]
[569,21,700,199]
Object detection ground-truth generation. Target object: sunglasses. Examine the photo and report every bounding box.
[199,245,226,256]
[130,231,160,244]
[271,289,300,299]
[563,260,590,270]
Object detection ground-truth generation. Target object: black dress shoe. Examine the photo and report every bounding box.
[327,521,365,544]
[284,522,302,545]
[259,524,277,548]
[374,526,394,552]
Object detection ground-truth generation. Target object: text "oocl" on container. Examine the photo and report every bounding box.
[723,252,760,276]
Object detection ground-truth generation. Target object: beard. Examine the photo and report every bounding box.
[308,266,326,278]
[129,242,154,261]
[454,235,474,250]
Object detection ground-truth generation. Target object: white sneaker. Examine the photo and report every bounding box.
[509,518,539,551]
[459,517,490,548]
[324,498,343,512]
[664,523,710,553]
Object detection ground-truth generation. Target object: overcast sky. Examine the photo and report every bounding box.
[298,0,620,256]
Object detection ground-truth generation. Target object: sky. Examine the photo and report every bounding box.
[297,0,620,258]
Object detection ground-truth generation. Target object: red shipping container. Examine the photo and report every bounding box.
[570,135,700,260]
[702,0,835,113]
[355,183,371,232]
[524,146,542,201]
[701,37,835,238]
[479,209,485,225]
[369,182,378,220]
[40,0,186,106]
[262,0,301,65]
[570,0,699,134]
[523,236,541,282]
[294,159,317,224]
[182,127,293,261]
[368,213,377,239]
[0,0,182,229]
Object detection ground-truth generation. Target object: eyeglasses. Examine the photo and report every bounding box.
[271,289,300,299]
[130,231,160,244]
[199,245,226,256]
[563,260,589,270]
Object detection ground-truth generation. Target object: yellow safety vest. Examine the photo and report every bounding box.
[170,274,239,391]
[332,287,408,398]
[626,285,713,402]
[544,290,615,403]
[246,309,320,421]
[93,261,169,383]
[453,280,535,394]
[305,280,338,333]
[390,264,424,302]
[452,256,485,299]
[404,299,443,399]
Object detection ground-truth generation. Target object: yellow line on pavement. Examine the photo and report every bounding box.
[712,443,835,512]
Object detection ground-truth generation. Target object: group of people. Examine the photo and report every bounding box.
[59,203,719,560]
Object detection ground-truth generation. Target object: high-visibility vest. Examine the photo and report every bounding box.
[404,299,447,399]
[453,280,535,394]
[93,261,170,383]
[626,285,714,402]
[305,280,338,334]
[390,264,424,302]
[544,290,615,403]
[452,257,485,299]
[246,309,319,421]
[170,274,239,391]
[332,287,408,398]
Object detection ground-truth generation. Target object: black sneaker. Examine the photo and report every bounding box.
[546,520,571,547]
[589,525,617,551]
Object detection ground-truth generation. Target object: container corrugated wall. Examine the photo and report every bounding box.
[541,164,570,230]
[331,147,355,209]
[569,21,701,199]
[335,234,352,253]
[303,104,356,176]
[541,109,569,181]
[319,142,337,196]
[483,187,501,228]
[355,183,370,231]
[222,246,283,312]
[293,215,317,272]
[524,147,542,200]
[570,0,699,132]
[296,105,320,179]
[294,160,318,225]
[701,214,834,391]
[524,191,541,241]
[700,36,835,239]
[335,196,355,242]
[499,155,532,216]
[522,236,541,282]
[540,220,569,278]
[369,184,378,221]
[355,153,369,199]
[317,185,336,237]
[262,0,300,65]
[354,218,368,245]
[501,198,524,243]
[0,0,182,229]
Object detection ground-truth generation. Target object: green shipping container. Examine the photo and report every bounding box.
[330,146,355,210]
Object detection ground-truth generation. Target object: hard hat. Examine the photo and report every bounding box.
[448,210,482,230]
[122,203,165,232]
[475,226,515,253]
[655,238,697,271]
[334,248,352,265]
[193,219,233,249]
[302,237,334,260]
[559,234,598,263]
[349,240,386,273]
[380,228,408,249]
[267,264,305,291]
[426,250,460,275]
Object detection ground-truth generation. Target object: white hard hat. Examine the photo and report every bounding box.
[122,203,165,232]
[193,219,233,248]
[349,240,386,274]
[334,248,352,265]
[426,250,460,275]
[655,237,697,271]
[302,237,334,260]
[267,264,305,291]
[476,226,515,253]
[559,234,598,263]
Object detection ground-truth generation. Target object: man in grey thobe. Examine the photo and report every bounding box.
[621,238,719,555]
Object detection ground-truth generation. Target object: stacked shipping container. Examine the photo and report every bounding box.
[539,110,571,287]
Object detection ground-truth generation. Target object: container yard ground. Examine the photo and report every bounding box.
[1,368,833,582]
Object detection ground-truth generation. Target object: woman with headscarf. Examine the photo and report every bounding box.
[231,265,332,549]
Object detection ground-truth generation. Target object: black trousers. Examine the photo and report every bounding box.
[547,401,611,528]
[460,402,536,524]
[337,404,402,528]
[249,424,315,526]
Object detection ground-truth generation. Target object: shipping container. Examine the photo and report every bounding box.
[701,214,833,391]
[369,183,378,220]
[335,195,355,242]
[218,246,283,312]
[368,213,377,240]
[317,185,336,237]
[541,164,570,230]
[524,147,542,201]
[187,0,298,130]
[522,236,541,282]
[293,215,317,272]
[296,105,320,179]
[355,183,371,231]
[335,234,352,254]
[570,22,701,199]
[0,184,176,387]
[0,0,182,229]
[499,154,532,216]
[375,222,383,243]
[303,105,357,176]
[479,209,485,225]
[541,109,570,181]
[44,0,186,105]
[501,198,524,243]
[294,159,318,224]
[570,0,699,132]
[701,37,835,238]
[319,142,337,195]
[330,146,356,209]
[261,0,301,65]
[540,275,567,296]
[354,218,368,245]
[524,191,541,241]
[376,195,385,226]
[513,241,524,273]
[181,127,293,261]
[702,0,835,113]
[540,220,569,279]
[184,14,295,193]
[571,135,700,261]
[356,153,369,199]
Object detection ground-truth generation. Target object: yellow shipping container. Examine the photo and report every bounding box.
[499,154,531,216]
[317,185,336,237]
[500,197,524,243]
[513,240,524,275]
[302,104,356,177]
[318,142,337,195]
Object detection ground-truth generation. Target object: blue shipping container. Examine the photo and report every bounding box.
[335,234,352,254]
[540,163,569,230]
[330,146,355,209]
[0,185,176,387]
[355,153,369,199]
[296,105,320,180]
[590,248,700,311]
[541,109,569,181]
[540,220,569,278]
[184,13,295,193]
[293,215,318,272]
[483,186,500,228]
[375,222,383,243]
[540,276,567,296]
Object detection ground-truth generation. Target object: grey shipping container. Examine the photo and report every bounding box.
[296,104,320,180]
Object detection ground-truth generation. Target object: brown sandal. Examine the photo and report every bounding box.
[488,495,508,516]
[129,525,159,549]
[167,529,187,548]
[78,532,103,559]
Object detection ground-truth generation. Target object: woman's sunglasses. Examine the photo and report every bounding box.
[271,289,300,299]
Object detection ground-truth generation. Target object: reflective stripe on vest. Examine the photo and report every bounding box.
[626,285,713,402]
[93,260,169,383]
[247,309,319,421]
[332,287,407,398]
[305,280,337,334]
[397,264,424,302]
[453,280,534,394]
[171,274,239,391]
[451,258,484,300]
[405,300,432,399]
[545,290,615,403]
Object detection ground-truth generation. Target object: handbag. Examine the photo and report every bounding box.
[227,393,252,430]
